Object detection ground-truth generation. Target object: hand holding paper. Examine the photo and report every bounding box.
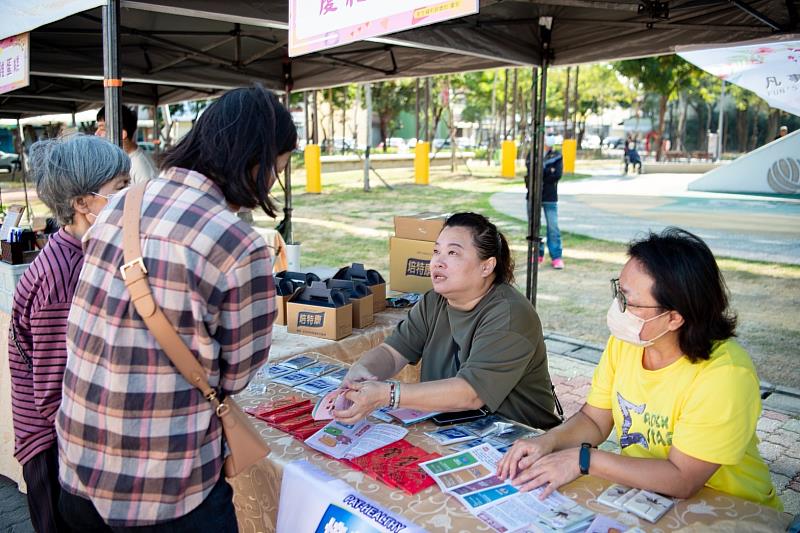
[313,388,354,421]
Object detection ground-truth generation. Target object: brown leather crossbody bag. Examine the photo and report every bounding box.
[121,182,269,478]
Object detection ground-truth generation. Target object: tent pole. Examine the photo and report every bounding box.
[563,66,571,139]
[364,83,372,192]
[716,80,725,161]
[526,68,538,302]
[312,90,319,145]
[152,102,160,156]
[425,77,431,142]
[283,88,293,244]
[102,0,123,147]
[527,18,552,306]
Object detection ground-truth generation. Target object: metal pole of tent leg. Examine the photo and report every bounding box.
[425,77,431,142]
[716,80,725,161]
[283,89,293,244]
[502,69,509,140]
[528,19,552,306]
[364,83,372,192]
[572,66,579,139]
[526,68,538,302]
[312,90,319,145]
[102,0,123,147]
[152,103,160,157]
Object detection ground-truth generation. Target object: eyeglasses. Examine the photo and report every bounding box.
[610,278,663,313]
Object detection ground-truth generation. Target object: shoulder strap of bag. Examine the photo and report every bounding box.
[120,183,221,407]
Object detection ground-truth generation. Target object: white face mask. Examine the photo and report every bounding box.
[606,298,670,347]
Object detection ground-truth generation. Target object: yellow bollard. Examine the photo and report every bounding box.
[562,138,577,174]
[501,140,517,178]
[304,144,321,193]
[414,141,430,185]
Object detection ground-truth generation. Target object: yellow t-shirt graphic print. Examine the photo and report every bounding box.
[586,337,782,511]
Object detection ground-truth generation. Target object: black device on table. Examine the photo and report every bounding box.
[431,407,490,426]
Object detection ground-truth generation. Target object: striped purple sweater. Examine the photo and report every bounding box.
[8,228,83,465]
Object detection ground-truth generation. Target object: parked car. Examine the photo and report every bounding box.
[0,151,20,172]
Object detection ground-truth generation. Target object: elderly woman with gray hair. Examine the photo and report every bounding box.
[8,134,129,533]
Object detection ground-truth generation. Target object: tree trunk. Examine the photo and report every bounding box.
[655,94,668,161]
[328,88,335,154]
[380,114,389,153]
[736,108,749,152]
[749,103,763,151]
[676,92,688,152]
[765,109,780,143]
[340,88,347,153]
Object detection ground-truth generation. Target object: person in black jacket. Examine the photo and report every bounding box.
[525,140,565,269]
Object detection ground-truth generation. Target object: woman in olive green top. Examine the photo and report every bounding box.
[336,212,561,430]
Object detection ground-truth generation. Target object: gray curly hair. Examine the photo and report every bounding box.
[29,134,130,225]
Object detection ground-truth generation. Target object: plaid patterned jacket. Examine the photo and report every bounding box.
[57,168,275,526]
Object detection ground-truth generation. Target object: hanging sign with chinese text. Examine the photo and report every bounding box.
[289,0,479,57]
[0,33,29,95]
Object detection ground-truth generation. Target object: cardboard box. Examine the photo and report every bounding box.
[275,293,290,326]
[394,213,448,242]
[326,279,375,329]
[287,282,353,340]
[370,282,387,313]
[333,263,387,313]
[389,237,434,293]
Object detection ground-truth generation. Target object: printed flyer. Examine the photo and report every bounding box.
[420,444,595,532]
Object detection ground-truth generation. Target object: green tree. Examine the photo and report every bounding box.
[613,56,696,160]
[371,80,415,151]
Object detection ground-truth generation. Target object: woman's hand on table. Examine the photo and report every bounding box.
[504,447,582,498]
[497,435,554,481]
[333,381,390,425]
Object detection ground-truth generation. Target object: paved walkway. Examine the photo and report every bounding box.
[491,171,800,265]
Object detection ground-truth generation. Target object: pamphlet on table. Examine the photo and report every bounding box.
[420,444,595,532]
[305,420,408,460]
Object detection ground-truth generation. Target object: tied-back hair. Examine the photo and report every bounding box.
[628,227,737,363]
[29,134,130,226]
[159,85,297,217]
[444,212,514,286]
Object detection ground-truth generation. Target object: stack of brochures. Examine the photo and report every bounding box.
[259,354,348,396]
[596,484,675,523]
[420,444,595,532]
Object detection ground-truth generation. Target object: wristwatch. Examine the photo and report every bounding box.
[579,443,592,475]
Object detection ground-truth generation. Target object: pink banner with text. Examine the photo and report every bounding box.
[289,0,478,57]
[0,33,29,95]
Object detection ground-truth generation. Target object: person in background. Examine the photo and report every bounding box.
[778,125,789,139]
[95,104,158,183]
[57,85,296,531]
[335,212,562,430]
[526,139,565,269]
[8,134,130,533]
[497,228,781,511]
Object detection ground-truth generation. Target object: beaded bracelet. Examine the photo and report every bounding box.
[387,380,400,409]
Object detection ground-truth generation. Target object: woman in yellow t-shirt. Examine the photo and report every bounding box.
[497,227,781,510]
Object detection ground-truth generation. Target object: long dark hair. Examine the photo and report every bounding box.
[443,212,514,286]
[628,227,737,363]
[159,85,297,217]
